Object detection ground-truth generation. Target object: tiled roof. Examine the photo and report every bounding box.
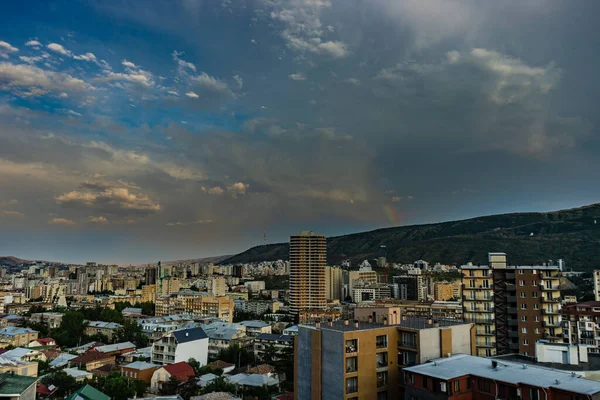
[162,362,194,381]
[207,360,234,370]
[70,351,115,364]
[66,384,110,400]
[246,364,274,374]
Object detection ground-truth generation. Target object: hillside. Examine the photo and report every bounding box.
[0,256,75,270]
[221,204,600,272]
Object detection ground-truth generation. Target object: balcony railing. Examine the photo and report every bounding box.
[543,321,561,328]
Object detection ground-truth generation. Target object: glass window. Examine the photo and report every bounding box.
[346,377,358,394]
[377,371,388,388]
[521,303,527,310]
[454,380,460,392]
[423,376,429,389]
[523,339,529,345]
[377,392,388,400]
[345,339,358,353]
[519,280,525,286]
[376,335,388,349]
[522,327,527,333]
[376,352,388,368]
[521,315,527,322]
[521,292,526,298]
[346,357,357,373]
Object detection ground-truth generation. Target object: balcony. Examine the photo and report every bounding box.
[506,284,516,291]
[508,307,518,315]
[509,331,519,338]
[542,297,560,303]
[477,330,496,336]
[509,343,520,350]
[508,319,518,327]
[543,321,561,328]
[476,342,495,348]
[543,332,562,340]
[542,309,560,315]
[507,295,517,303]
[506,272,516,280]
[397,341,417,350]
[540,285,557,291]
[479,308,495,313]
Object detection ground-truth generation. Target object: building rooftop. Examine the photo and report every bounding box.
[239,320,270,329]
[303,316,468,332]
[94,342,136,353]
[0,327,38,336]
[256,333,293,342]
[64,368,94,379]
[404,354,600,396]
[66,384,110,400]
[162,362,195,381]
[122,307,142,314]
[0,372,36,395]
[87,321,122,329]
[173,326,208,344]
[123,361,160,371]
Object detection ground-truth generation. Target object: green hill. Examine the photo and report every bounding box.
[221,203,600,271]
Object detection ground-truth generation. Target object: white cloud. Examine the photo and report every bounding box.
[233,74,243,89]
[345,77,360,85]
[250,39,257,45]
[56,185,161,215]
[49,217,76,226]
[166,219,213,226]
[122,60,137,68]
[228,182,249,195]
[89,216,109,224]
[207,186,224,195]
[289,72,306,81]
[192,72,233,96]
[0,61,95,96]
[0,210,24,218]
[167,90,179,96]
[24,40,41,47]
[47,43,72,56]
[0,41,18,58]
[18,56,43,64]
[172,51,196,72]
[73,52,97,62]
[185,91,199,98]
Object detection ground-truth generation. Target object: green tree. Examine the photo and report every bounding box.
[215,343,251,367]
[54,310,86,347]
[41,370,77,398]
[114,319,148,347]
[140,302,155,316]
[200,376,236,395]
[131,379,148,397]
[99,307,124,324]
[159,376,180,395]
[177,376,200,399]
[90,371,135,400]
[37,359,52,375]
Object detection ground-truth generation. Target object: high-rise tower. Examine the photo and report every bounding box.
[289,231,327,316]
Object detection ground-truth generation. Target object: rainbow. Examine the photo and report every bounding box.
[383,204,402,226]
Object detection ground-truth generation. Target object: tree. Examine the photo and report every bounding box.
[53,310,86,347]
[259,343,279,363]
[177,376,199,399]
[200,377,236,395]
[159,376,180,395]
[41,370,77,398]
[114,319,148,347]
[99,308,124,324]
[216,343,251,367]
[140,302,155,316]
[37,359,52,375]
[90,371,135,400]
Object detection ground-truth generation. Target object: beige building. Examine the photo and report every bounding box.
[208,276,227,297]
[158,278,181,297]
[434,281,461,301]
[295,316,474,400]
[0,328,39,348]
[325,266,342,301]
[155,291,234,322]
[289,231,327,315]
[354,306,402,324]
[142,284,156,303]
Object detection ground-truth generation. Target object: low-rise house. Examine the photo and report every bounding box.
[207,360,235,374]
[282,325,298,336]
[48,353,77,369]
[0,372,37,400]
[0,315,25,327]
[150,362,195,393]
[120,361,160,384]
[120,346,151,363]
[253,334,293,362]
[36,383,58,400]
[202,322,248,359]
[198,373,219,388]
[0,357,38,377]
[122,308,143,318]
[28,338,56,348]
[67,341,104,355]
[29,313,63,329]
[66,384,109,400]
[239,321,271,337]
[93,342,136,356]
[2,348,45,362]
[68,351,115,371]
[152,326,208,365]
[89,364,119,378]
[0,327,38,347]
[226,372,279,390]
[192,393,241,400]
[63,368,93,382]
[85,321,123,340]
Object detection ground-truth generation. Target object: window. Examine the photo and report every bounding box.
[530,388,539,400]
[521,315,527,322]
[346,357,358,373]
[521,303,527,310]
[470,303,476,311]
[522,327,527,334]
[454,380,460,392]
[440,382,447,393]
[346,339,358,353]
[469,270,475,276]
[376,335,388,349]
[377,392,388,400]
[478,379,491,393]
[423,376,429,389]
[532,280,538,286]
[520,280,525,286]
[377,371,388,388]
[346,377,358,394]
[523,339,529,345]
[408,373,414,385]
[376,352,388,368]
[534,304,539,310]
[521,292,526,298]
[467,379,471,389]
[535,328,540,334]
[519,270,525,274]
[533,292,538,298]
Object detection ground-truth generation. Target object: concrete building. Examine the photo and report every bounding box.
[0,328,38,348]
[155,291,234,322]
[561,301,600,360]
[207,277,227,297]
[347,267,378,301]
[253,334,293,362]
[84,321,122,341]
[142,285,157,303]
[594,270,600,302]
[151,326,209,365]
[289,231,327,316]
[325,266,342,302]
[120,361,160,384]
[434,281,461,301]
[462,252,563,358]
[295,317,474,400]
[404,354,600,400]
[354,307,402,325]
[150,362,195,393]
[28,313,63,329]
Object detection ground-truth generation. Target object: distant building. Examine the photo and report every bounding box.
[325,266,342,302]
[155,291,234,322]
[289,232,327,316]
[0,327,38,348]
[84,321,122,341]
[66,384,109,400]
[0,373,37,400]
[253,334,293,362]
[594,270,600,302]
[120,361,160,384]
[150,362,195,393]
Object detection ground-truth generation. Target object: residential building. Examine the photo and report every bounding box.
[393,274,426,301]
[0,373,37,400]
[69,351,115,371]
[462,252,563,358]
[595,271,600,302]
[253,334,293,362]
[63,368,94,382]
[66,385,109,400]
[28,338,56,348]
[354,307,402,325]
[203,322,249,359]
[151,326,209,365]
[155,291,234,322]
[239,321,272,337]
[150,362,195,393]
[0,328,38,348]
[289,231,327,316]
[84,321,122,340]
[93,342,136,356]
[347,267,379,301]
[142,285,157,303]
[325,266,342,302]
[434,281,461,301]
[208,277,227,297]
[369,300,463,321]
[404,354,600,400]
[562,301,600,357]
[295,316,474,400]
[120,361,160,384]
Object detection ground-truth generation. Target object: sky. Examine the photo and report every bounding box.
[1,0,600,264]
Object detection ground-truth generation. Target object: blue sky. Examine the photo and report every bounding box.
[1,0,600,264]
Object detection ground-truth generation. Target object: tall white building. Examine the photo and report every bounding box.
[594,270,600,301]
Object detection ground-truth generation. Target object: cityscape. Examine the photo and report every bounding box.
[2,1,600,400]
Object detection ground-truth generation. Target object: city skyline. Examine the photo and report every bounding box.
[2,1,600,263]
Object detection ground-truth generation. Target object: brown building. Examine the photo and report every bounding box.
[154,291,234,322]
[120,361,160,384]
[434,282,460,301]
[295,316,474,400]
[404,354,600,400]
[289,231,327,316]
[70,351,116,371]
[462,253,563,358]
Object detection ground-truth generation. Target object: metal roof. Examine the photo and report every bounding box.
[403,354,600,395]
[173,326,208,343]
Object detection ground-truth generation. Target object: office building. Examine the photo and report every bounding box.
[289,231,327,315]
[462,252,563,358]
[295,316,474,400]
[325,266,342,301]
[404,354,600,400]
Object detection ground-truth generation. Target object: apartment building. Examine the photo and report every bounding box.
[295,316,474,400]
[562,301,600,357]
[462,252,563,357]
[289,231,327,316]
[404,354,600,400]
[253,334,293,361]
[29,313,64,329]
[0,327,39,347]
[151,326,208,365]
[155,291,234,322]
[325,266,343,301]
[84,321,122,341]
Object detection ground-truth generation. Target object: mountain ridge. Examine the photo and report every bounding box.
[220,203,600,271]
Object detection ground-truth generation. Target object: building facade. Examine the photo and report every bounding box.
[289,232,327,316]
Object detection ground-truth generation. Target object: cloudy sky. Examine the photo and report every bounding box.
[1,0,599,264]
